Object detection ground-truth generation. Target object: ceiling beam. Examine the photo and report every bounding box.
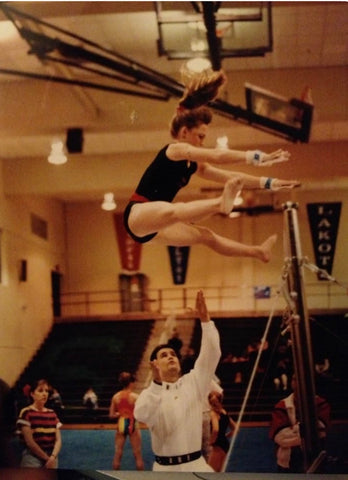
[202,2,222,71]
[0,2,313,143]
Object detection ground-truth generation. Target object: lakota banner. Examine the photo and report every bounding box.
[113,212,142,271]
[306,202,341,280]
[168,246,190,285]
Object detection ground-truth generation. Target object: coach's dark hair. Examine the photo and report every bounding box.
[150,344,178,362]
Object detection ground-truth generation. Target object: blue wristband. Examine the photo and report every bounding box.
[246,150,264,165]
[264,177,273,189]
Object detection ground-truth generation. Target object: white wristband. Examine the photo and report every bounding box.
[260,177,274,190]
[246,150,265,165]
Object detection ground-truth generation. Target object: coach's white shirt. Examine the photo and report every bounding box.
[134,321,221,471]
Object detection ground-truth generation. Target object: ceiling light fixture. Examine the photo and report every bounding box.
[101,192,116,211]
[185,57,212,73]
[190,38,206,52]
[216,135,229,149]
[47,139,67,165]
[0,20,18,41]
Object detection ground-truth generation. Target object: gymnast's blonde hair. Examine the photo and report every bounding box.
[178,68,226,110]
[170,69,226,138]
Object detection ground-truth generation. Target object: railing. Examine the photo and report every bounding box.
[58,281,348,318]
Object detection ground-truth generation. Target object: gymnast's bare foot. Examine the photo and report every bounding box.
[256,234,278,262]
[220,177,243,215]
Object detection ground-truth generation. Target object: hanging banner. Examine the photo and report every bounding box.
[113,213,142,271]
[306,202,341,280]
[168,246,190,285]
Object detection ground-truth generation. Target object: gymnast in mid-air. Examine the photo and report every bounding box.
[124,69,300,262]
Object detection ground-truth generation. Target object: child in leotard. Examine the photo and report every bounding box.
[109,372,144,470]
[208,390,236,472]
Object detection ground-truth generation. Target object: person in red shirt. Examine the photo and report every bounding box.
[109,372,144,470]
[269,375,330,473]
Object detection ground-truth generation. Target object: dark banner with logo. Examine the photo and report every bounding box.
[168,246,190,285]
[306,202,341,280]
[113,213,142,271]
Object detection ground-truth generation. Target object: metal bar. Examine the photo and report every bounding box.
[283,202,321,471]
[18,27,183,97]
[1,2,184,90]
[0,68,169,100]
[1,2,311,143]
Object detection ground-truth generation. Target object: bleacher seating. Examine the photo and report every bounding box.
[15,319,154,424]
[14,313,347,424]
[190,314,348,422]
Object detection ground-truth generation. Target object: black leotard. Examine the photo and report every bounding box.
[123,145,198,243]
[212,412,230,453]
[134,145,197,201]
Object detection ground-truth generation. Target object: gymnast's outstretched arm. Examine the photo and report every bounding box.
[196,163,300,191]
[167,142,290,166]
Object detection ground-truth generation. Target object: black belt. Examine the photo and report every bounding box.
[155,450,201,466]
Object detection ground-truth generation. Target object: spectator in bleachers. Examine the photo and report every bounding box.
[256,339,271,376]
[83,386,99,422]
[180,346,197,374]
[109,372,144,470]
[271,340,292,392]
[16,378,62,468]
[269,374,330,473]
[220,350,248,384]
[315,355,333,381]
[83,387,98,410]
[246,339,259,358]
[168,327,183,357]
[221,351,235,364]
[47,386,64,417]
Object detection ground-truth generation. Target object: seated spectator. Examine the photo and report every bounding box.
[181,346,197,374]
[257,339,270,375]
[47,387,64,416]
[83,387,98,410]
[315,356,333,380]
[271,341,292,391]
[167,327,183,357]
[269,375,330,473]
[219,350,248,384]
[221,352,236,364]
